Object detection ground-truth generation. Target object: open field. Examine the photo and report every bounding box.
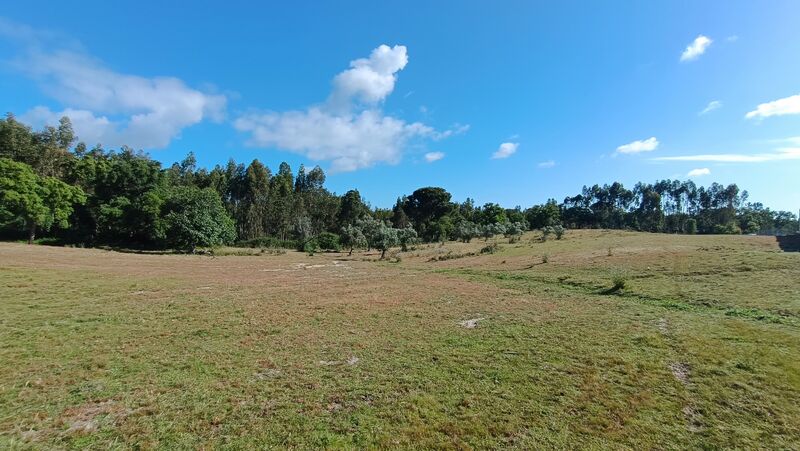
[1,230,799,449]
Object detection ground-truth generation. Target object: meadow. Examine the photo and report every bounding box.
[1,230,798,449]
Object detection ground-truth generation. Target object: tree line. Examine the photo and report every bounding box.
[1,114,797,252]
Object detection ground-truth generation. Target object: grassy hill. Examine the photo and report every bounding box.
[1,230,798,449]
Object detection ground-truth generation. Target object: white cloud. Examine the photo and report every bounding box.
[687,168,711,177]
[235,109,436,173]
[745,94,800,119]
[680,35,712,62]
[616,137,659,154]
[537,160,556,168]
[235,44,465,172]
[424,151,445,162]
[653,148,800,163]
[3,21,226,149]
[329,44,408,107]
[726,35,739,42]
[699,100,722,115]
[491,142,518,159]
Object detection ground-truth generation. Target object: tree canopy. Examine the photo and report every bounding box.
[1,114,797,251]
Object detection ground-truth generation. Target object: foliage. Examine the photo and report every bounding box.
[316,231,340,251]
[0,158,86,243]
[455,220,480,242]
[1,114,797,252]
[397,227,418,251]
[340,223,368,255]
[373,222,400,259]
[160,187,236,252]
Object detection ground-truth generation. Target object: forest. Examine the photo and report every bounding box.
[1,114,798,253]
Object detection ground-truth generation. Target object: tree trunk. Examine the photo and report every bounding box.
[380,248,386,259]
[348,247,353,256]
[27,222,36,245]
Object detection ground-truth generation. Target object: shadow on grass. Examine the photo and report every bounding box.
[776,235,800,252]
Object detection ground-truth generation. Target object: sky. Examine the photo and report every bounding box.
[1,1,799,212]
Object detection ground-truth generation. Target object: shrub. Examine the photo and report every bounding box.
[316,232,340,251]
[713,223,741,235]
[480,243,500,254]
[611,275,627,292]
[685,218,698,235]
[542,253,549,264]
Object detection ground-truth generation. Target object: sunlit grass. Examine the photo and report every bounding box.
[1,230,798,448]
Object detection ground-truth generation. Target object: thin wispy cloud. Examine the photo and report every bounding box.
[235,44,467,172]
[616,137,659,154]
[491,142,518,159]
[537,160,556,169]
[424,151,444,162]
[2,18,226,149]
[699,100,722,115]
[654,148,800,163]
[745,94,800,119]
[680,35,712,62]
[687,168,710,177]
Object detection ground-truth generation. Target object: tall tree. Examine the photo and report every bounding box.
[0,158,86,243]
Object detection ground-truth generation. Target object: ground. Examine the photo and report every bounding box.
[0,230,798,449]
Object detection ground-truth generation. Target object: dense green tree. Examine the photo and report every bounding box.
[240,159,271,240]
[525,199,561,229]
[268,162,294,239]
[338,189,368,226]
[160,187,235,252]
[404,187,453,241]
[0,158,86,243]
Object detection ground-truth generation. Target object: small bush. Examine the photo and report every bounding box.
[480,243,500,254]
[611,275,627,291]
[542,253,549,264]
[316,232,340,251]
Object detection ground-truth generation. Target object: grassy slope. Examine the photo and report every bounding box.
[0,230,798,449]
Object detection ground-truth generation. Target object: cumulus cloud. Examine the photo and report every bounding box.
[424,151,445,163]
[2,20,226,149]
[235,109,436,173]
[236,44,465,172]
[538,160,556,168]
[680,35,712,62]
[616,137,659,154]
[699,100,722,115]
[653,148,800,163]
[687,168,710,177]
[329,44,408,107]
[745,94,800,119]
[491,142,518,159]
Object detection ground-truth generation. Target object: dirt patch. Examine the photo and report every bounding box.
[669,362,690,385]
[683,405,704,432]
[59,400,127,435]
[459,318,486,329]
[657,318,669,335]
[254,368,282,380]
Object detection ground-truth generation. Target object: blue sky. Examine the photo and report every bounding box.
[1,1,799,211]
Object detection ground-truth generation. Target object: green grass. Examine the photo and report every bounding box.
[1,230,799,449]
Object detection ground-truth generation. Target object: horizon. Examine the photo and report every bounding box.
[1,2,799,211]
